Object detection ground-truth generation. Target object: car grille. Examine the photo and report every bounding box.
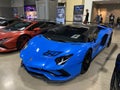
[28,67,70,77]
[43,50,62,57]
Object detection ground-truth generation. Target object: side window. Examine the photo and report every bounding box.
[28,23,40,31]
[39,22,56,28]
[46,23,53,27]
[87,27,98,42]
[39,23,49,28]
[94,28,100,36]
[91,28,100,41]
[98,26,103,31]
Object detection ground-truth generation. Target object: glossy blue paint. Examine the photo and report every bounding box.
[20,25,113,81]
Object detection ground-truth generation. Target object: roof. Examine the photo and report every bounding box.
[68,24,98,28]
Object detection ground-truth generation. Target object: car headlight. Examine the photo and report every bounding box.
[55,54,73,65]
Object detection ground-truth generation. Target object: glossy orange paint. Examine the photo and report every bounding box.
[0,21,42,52]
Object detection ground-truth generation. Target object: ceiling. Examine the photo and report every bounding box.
[93,0,120,5]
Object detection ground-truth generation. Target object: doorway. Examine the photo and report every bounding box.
[92,1,120,24]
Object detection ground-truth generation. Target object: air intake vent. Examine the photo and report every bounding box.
[43,50,62,57]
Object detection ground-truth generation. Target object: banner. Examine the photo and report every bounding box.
[56,6,65,24]
[24,5,37,20]
[73,5,84,24]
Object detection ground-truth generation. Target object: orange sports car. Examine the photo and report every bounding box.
[0,20,58,52]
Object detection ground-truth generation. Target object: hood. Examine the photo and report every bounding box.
[21,35,86,55]
[20,35,86,69]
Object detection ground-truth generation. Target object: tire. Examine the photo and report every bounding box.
[110,54,120,90]
[81,50,92,74]
[110,68,120,90]
[100,35,108,46]
[110,69,116,90]
[107,33,113,47]
[17,35,30,50]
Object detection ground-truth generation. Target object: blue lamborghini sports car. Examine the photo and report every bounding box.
[20,24,113,82]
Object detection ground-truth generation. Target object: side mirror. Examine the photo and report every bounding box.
[33,27,40,31]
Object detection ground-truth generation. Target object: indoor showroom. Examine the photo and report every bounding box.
[0,0,120,90]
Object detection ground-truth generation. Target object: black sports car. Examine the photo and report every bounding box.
[0,17,21,29]
[110,54,120,90]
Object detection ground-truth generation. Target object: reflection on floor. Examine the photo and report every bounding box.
[0,29,120,90]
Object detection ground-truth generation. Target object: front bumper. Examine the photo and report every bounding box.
[21,62,82,82]
[23,65,72,82]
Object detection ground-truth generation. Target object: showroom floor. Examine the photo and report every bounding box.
[0,28,120,90]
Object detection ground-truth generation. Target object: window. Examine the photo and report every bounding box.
[28,23,40,31]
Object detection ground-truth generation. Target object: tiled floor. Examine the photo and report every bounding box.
[0,29,120,90]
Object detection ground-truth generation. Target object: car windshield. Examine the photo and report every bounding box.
[4,21,31,31]
[43,26,88,42]
[0,19,7,26]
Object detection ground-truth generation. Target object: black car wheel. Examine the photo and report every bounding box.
[17,35,30,50]
[81,50,92,74]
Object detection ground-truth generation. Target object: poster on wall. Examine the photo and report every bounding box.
[56,6,65,24]
[73,5,84,24]
[24,5,37,20]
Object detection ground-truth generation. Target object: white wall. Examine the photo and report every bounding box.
[24,0,35,5]
[11,0,24,17]
[36,0,57,21]
[0,0,11,7]
[58,0,66,3]
[11,0,24,7]
[0,0,12,18]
